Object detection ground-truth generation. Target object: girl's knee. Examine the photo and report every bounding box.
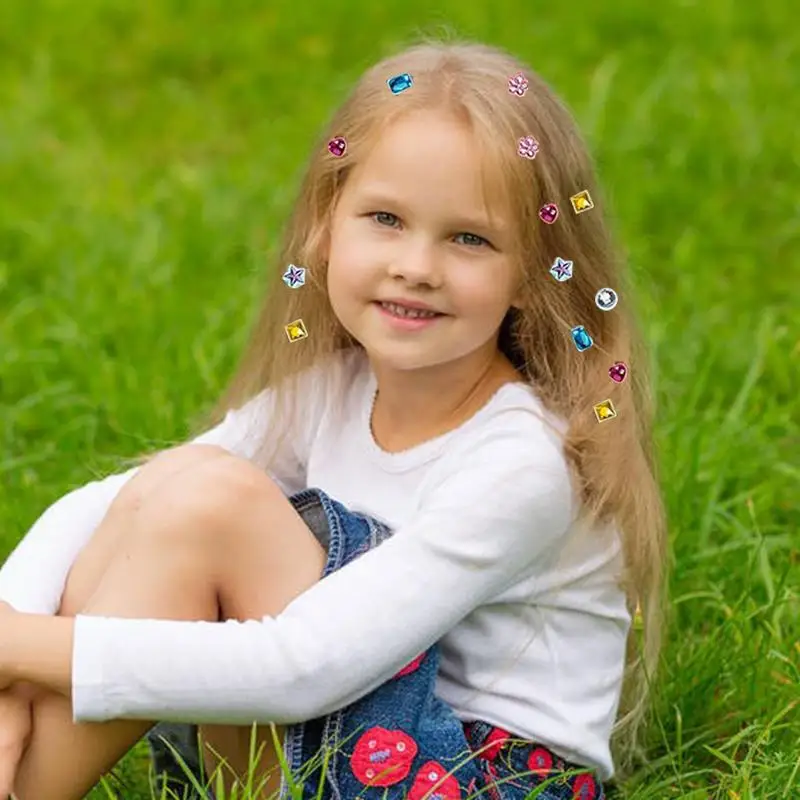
[133,455,282,552]
[120,443,234,513]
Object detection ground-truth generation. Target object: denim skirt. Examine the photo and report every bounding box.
[147,488,605,800]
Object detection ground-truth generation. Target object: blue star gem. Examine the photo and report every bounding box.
[549,257,573,282]
[282,264,306,288]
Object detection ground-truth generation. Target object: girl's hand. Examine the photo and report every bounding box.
[0,685,34,798]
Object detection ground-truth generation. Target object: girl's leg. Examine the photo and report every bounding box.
[13,450,327,800]
[56,443,233,616]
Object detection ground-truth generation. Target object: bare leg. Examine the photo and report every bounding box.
[13,449,327,800]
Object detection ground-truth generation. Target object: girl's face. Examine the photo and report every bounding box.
[325,110,520,376]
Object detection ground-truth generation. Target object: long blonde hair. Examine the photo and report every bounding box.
[127,35,667,777]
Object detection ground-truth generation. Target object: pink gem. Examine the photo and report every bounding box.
[518,136,539,159]
[538,203,559,224]
[508,72,529,96]
[327,136,347,157]
[609,362,628,383]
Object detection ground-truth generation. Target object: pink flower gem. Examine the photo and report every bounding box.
[518,136,539,159]
[508,72,529,96]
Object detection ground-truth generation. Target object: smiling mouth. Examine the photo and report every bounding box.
[376,301,445,320]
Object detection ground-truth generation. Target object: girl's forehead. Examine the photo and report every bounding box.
[348,117,512,210]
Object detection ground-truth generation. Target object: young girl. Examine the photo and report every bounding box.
[0,37,666,800]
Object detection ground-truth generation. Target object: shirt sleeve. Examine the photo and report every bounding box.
[71,411,575,725]
[0,373,320,615]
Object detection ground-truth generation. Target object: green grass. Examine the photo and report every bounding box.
[1,0,798,798]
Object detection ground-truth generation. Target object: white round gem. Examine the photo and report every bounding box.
[595,288,618,311]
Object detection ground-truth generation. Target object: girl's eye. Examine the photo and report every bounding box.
[454,232,489,248]
[370,211,400,227]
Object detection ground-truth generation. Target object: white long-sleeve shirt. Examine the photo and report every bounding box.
[0,349,630,779]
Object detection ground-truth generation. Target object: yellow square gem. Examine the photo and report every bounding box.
[570,190,594,214]
[593,399,617,423]
[284,319,308,342]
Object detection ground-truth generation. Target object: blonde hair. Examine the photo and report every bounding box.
[127,34,667,778]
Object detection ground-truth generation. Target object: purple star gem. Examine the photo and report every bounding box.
[549,257,573,282]
[282,264,306,288]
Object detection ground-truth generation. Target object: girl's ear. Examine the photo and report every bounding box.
[509,282,527,311]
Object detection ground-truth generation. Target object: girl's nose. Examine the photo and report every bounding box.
[386,244,443,288]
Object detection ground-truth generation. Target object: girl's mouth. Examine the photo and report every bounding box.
[373,301,446,330]
[377,301,443,320]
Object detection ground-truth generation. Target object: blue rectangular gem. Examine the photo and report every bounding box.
[387,73,413,94]
[570,325,594,351]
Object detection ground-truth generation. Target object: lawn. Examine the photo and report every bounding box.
[0,1,798,798]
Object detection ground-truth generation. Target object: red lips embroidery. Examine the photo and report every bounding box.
[350,726,418,787]
[407,760,462,799]
[394,652,426,678]
[480,726,511,761]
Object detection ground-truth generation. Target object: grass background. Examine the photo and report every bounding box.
[1,0,798,797]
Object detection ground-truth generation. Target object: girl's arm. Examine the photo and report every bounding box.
[2,415,620,729]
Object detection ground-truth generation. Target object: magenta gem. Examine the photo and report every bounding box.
[327,136,347,157]
[538,203,559,224]
[609,362,628,383]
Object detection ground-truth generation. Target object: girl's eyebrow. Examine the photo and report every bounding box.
[356,189,504,234]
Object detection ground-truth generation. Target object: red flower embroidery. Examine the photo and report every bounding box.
[480,727,511,761]
[573,773,597,799]
[350,726,418,787]
[408,760,461,799]
[394,652,426,678]
[527,747,554,776]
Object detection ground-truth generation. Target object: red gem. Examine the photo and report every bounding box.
[527,747,554,776]
[394,652,426,678]
[350,726,418,787]
[573,773,597,799]
[408,760,462,800]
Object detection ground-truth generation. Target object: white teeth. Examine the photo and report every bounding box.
[381,302,438,319]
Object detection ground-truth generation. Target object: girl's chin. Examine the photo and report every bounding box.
[363,346,462,374]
